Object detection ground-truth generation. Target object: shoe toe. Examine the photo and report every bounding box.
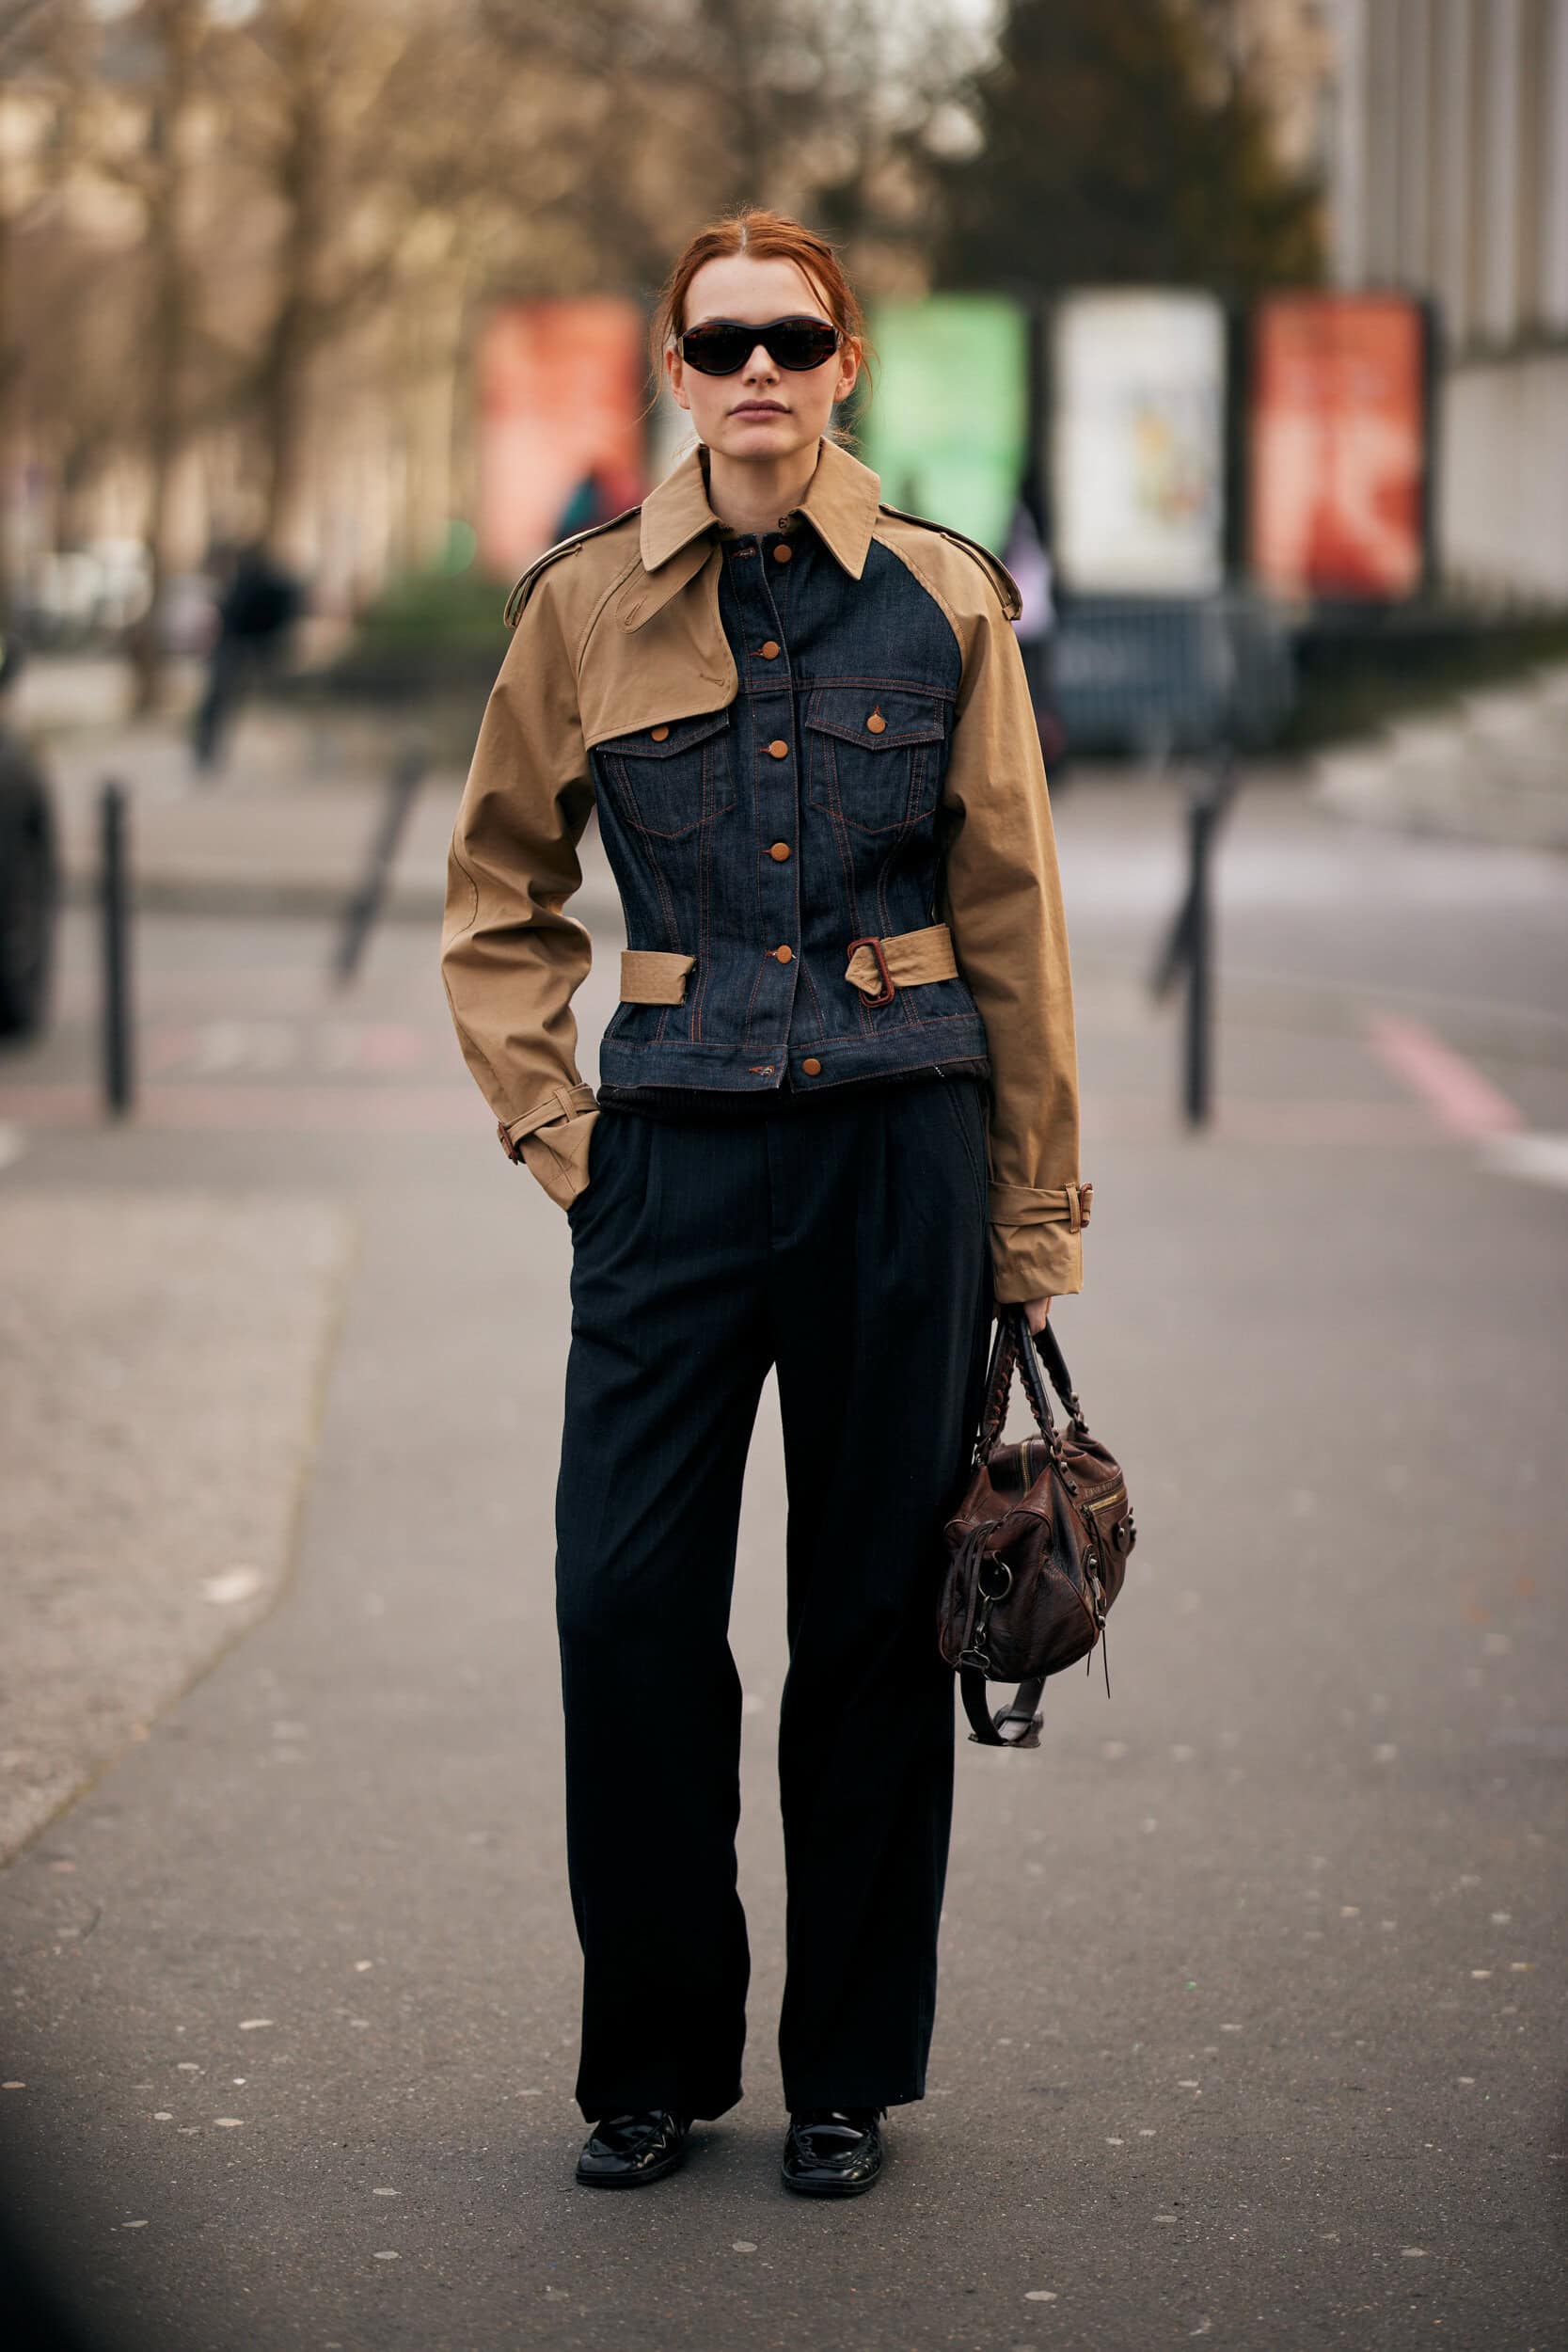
[576,2109,689,2186]
[781,2109,884,2196]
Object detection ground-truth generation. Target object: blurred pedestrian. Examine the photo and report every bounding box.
[441,209,1089,2200]
[191,539,303,774]
[550,459,646,544]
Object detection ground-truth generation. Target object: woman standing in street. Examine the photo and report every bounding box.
[440,209,1089,2199]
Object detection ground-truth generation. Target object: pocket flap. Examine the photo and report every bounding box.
[598,708,732,761]
[804,686,946,749]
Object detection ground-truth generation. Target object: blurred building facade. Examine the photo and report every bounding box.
[1330,0,1568,601]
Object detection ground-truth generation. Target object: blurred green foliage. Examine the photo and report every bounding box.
[933,0,1323,294]
[353,565,507,647]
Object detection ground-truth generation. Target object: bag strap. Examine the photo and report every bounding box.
[960,1663,1045,1748]
[958,1310,1094,1745]
[1019,1307,1086,1422]
[974,1311,1018,1458]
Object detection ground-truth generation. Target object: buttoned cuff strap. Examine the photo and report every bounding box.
[988,1179,1093,1231]
[498,1082,599,1162]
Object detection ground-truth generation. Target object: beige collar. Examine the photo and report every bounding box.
[639,434,882,581]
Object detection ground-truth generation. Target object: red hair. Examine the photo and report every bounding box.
[647,205,876,446]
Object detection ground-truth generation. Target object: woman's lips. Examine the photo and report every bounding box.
[733,403,787,416]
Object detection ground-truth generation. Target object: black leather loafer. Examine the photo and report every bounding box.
[575,2108,691,2188]
[780,2106,886,2197]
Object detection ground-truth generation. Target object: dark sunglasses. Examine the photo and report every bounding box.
[677,314,843,375]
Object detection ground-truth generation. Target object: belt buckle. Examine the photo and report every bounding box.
[847,932,895,1007]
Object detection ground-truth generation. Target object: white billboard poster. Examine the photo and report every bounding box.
[1049,291,1227,595]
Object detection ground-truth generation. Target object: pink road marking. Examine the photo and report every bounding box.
[1365,1012,1525,1137]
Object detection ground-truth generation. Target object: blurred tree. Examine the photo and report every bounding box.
[0,0,95,628]
[479,0,985,291]
[102,0,211,714]
[8,0,1018,652]
[927,0,1323,294]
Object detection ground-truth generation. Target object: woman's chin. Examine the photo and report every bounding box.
[710,417,816,462]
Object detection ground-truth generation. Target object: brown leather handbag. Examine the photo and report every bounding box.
[940,1304,1135,1748]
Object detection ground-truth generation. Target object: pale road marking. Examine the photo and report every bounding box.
[1480,1131,1568,1192]
[0,1123,27,1171]
[1364,1011,1526,1137]
[145,1021,438,1078]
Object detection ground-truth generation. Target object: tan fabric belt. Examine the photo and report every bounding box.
[620,929,956,1008]
[844,921,958,1001]
[988,1179,1093,1232]
[620,949,697,1004]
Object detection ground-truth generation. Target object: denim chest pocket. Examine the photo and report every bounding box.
[804,686,947,834]
[594,707,735,839]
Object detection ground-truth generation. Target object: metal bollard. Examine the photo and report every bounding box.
[333,739,430,988]
[100,780,134,1118]
[1148,745,1237,1129]
[1181,774,1216,1124]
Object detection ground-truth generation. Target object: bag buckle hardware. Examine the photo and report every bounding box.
[847,933,895,1007]
[976,1558,1013,1602]
[966,1556,1013,1662]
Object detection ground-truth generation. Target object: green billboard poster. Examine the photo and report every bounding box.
[855,296,1032,556]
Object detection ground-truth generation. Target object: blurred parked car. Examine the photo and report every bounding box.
[0,633,57,1041]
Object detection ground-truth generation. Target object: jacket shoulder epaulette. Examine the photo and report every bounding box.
[875,501,1022,623]
[502,505,643,628]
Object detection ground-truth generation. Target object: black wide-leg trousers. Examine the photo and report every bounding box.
[554,1073,996,2124]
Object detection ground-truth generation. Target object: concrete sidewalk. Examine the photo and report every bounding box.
[37,705,469,924]
[1312,661,1568,853]
[0,1192,353,1860]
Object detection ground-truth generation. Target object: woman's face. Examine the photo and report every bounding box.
[666,254,860,465]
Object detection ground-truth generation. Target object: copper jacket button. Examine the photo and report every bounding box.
[651,725,670,740]
[768,739,789,758]
[801,1057,822,1075]
[759,641,781,659]
[772,543,793,563]
[769,841,791,861]
[773,944,794,962]
[865,710,886,733]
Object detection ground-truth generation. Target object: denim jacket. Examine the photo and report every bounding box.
[441,434,1089,1300]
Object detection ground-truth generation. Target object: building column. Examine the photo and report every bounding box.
[1398,0,1434,284]
[1541,0,1568,330]
[1332,0,1370,285]
[1481,0,1525,343]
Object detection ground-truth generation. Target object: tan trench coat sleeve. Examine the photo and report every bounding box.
[939,596,1086,1303]
[440,576,599,1209]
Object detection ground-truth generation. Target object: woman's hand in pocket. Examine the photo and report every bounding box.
[518,1105,598,1213]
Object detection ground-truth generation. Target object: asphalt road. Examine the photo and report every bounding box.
[0,775,1564,2351]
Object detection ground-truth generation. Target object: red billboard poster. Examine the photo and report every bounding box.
[476,298,648,576]
[1249,294,1428,600]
